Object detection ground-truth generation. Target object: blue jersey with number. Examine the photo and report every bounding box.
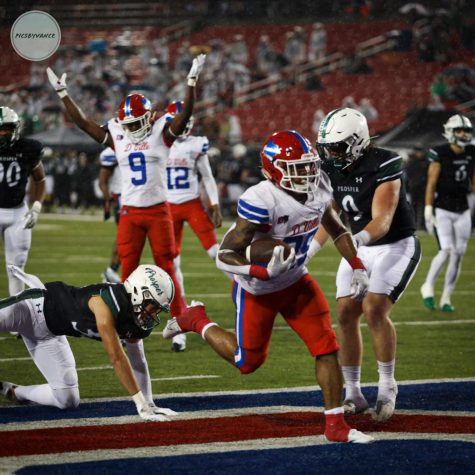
[234,175,332,295]
[107,116,169,207]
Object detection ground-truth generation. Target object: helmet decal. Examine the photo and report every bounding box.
[262,139,281,160]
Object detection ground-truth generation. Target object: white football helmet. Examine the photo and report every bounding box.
[124,265,175,331]
[0,106,21,150]
[316,108,370,171]
[443,114,472,147]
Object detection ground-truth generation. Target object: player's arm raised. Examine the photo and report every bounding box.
[46,68,113,148]
[163,54,206,143]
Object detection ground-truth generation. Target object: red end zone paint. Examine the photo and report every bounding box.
[1,412,474,457]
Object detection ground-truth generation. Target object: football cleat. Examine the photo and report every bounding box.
[324,417,374,444]
[343,395,369,415]
[441,303,455,312]
[171,333,187,352]
[0,381,18,402]
[163,300,207,339]
[420,282,436,310]
[102,266,122,284]
[372,384,398,422]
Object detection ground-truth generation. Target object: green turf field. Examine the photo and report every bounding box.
[1,215,474,399]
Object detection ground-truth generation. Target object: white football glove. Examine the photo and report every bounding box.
[46,67,68,98]
[23,201,42,229]
[145,401,178,417]
[424,205,436,236]
[187,54,206,87]
[267,245,296,279]
[350,268,369,301]
[133,391,176,422]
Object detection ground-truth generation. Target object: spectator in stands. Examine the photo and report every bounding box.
[305,72,324,91]
[344,53,373,74]
[358,98,379,122]
[341,96,359,110]
[404,145,428,230]
[229,34,249,65]
[308,22,327,62]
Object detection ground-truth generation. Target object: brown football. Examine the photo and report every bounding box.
[246,238,291,264]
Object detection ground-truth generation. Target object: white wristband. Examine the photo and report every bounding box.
[32,201,42,213]
[58,90,68,99]
[187,78,197,87]
[132,390,146,409]
[307,239,321,259]
[353,230,371,247]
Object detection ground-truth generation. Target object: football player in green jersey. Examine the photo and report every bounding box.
[311,108,421,422]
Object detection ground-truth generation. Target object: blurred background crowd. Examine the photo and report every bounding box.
[1,0,474,220]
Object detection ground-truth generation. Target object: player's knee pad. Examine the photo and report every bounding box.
[53,386,80,409]
[236,350,267,374]
[207,243,219,260]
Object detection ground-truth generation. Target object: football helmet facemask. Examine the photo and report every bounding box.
[443,114,472,147]
[164,101,194,137]
[316,107,370,171]
[0,107,21,151]
[117,94,152,143]
[261,130,321,194]
[124,265,175,331]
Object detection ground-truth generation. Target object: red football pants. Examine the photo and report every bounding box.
[169,198,217,255]
[117,202,186,316]
[232,274,339,374]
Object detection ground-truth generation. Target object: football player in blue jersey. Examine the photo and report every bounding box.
[314,108,421,422]
[0,264,182,421]
[420,114,474,312]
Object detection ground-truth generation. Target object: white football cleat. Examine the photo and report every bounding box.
[372,384,398,422]
[163,318,182,340]
[343,394,369,415]
[347,429,375,444]
[171,333,187,352]
[102,266,122,284]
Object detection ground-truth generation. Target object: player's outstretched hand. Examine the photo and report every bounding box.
[147,402,178,417]
[134,392,173,422]
[267,245,296,278]
[187,54,206,87]
[46,67,68,98]
[23,201,41,229]
[350,268,369,301]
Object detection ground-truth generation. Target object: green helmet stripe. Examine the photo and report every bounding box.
[319,108,342,141]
